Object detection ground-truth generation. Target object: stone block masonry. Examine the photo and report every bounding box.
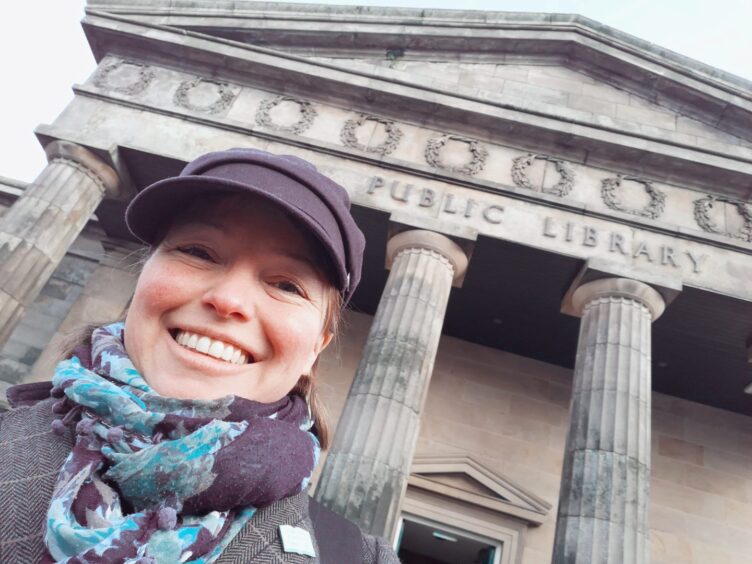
[0,245,100,406]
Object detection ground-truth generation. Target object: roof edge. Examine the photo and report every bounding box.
[85,0,752,95]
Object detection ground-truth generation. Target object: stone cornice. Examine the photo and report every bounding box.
[86,2,752,123]
[36,99,752,259]
[80,12,752,201]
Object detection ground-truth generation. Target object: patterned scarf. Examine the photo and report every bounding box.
[43,323,319,564]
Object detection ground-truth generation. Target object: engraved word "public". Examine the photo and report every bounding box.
[367,176,504,224]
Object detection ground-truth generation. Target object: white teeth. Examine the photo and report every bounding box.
[208,340,224,359]
[221,346,234,362]
[174,330,250,365]
[196,336,211,354]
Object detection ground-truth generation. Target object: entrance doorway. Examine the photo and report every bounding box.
[395,515,502,564]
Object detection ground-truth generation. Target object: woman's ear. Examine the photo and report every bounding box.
[303,330,333,376]
[316,330,334,355]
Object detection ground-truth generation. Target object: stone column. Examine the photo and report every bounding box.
[26,238,143,384]
[315,229,468,538]
[0,141,119,347]
[553,278,666,564]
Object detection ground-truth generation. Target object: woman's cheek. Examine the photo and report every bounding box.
[278,311,327,362]
[137,260,192,311]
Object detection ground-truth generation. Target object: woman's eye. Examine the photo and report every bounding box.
[274,280,305,296]
[178,245,215,262]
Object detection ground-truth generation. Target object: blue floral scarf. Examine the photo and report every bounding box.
[43,323,319,564]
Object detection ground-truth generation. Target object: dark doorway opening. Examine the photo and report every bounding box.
[396,518,500,564]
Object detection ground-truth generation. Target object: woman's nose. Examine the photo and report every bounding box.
[202,273,255,320]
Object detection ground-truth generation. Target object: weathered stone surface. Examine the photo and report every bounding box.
[75,11,752,200]
[315,230,467,538]
[553,278,665,564]
[41,94,752,304]
[26,238,141,384]
[0,142,118,348]
[0,250,99,390]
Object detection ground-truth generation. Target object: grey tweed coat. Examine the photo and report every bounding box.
[0,397,398,563]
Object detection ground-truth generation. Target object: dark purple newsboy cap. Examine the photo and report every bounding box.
[125,148,365,302]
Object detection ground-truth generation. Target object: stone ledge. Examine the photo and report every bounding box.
[77,13,752,201]
[86,2,752,102]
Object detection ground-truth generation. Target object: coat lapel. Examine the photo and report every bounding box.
[216,492,319,563]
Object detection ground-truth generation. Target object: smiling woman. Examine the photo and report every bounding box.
[125,195,335,405]
[0,148,399,564]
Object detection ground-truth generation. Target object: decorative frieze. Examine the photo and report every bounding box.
[255,95,317,134]
[601,175,666,220]
[80,64,752,247]
[693,196,752,242]
[173,78,238,114]
[425,135,488,176]
[93,59,154,96]
[340,114,403,156]
[511,154,575,197]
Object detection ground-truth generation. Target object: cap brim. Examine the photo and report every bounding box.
[125,175,348,292]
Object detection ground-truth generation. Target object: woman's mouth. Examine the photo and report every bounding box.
[173,329,252,365]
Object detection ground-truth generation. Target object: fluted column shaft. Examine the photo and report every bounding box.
[553,278,666,564]
[0,141,119,347]
[315,229,468,538]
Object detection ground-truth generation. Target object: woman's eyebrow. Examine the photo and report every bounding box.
[274,249,320,273]
[172,221,321,273]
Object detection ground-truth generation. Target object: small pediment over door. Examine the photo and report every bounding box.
[409,455,551,526]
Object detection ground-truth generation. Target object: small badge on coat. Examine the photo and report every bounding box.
[279,524,316,557]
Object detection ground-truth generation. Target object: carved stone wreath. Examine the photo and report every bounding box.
[424,135,488,176]
[511,154,575,198]
[600,175,666,220]
[340,114,403,156]
[173,78,237,115]
[93,59,154,96]
[693,195,752,242]
[255,96,317,134]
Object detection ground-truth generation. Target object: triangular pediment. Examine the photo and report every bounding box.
[79,1,752,199]
[304,56,752,150]
[409,455,551,525]
[88,0,752,146]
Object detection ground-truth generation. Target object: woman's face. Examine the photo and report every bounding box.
[124,195,334,403]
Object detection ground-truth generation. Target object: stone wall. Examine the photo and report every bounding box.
[318,310,752,564]
[26,238,142,384]
[0,250,99,390]
[309,58,752,151]
[651,394,752,564]
[0,198,104,402]
[0,193,142,403]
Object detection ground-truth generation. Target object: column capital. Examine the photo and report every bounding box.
[44,141,121,198]
[572,277,667,320]
[562,258,681,319]
[386,229,469,287]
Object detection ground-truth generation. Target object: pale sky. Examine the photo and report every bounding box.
[1,0,750,183]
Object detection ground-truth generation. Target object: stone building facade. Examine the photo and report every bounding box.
[2,2,752,563]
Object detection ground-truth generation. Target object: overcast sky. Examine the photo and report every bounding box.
[1,0,750,183]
